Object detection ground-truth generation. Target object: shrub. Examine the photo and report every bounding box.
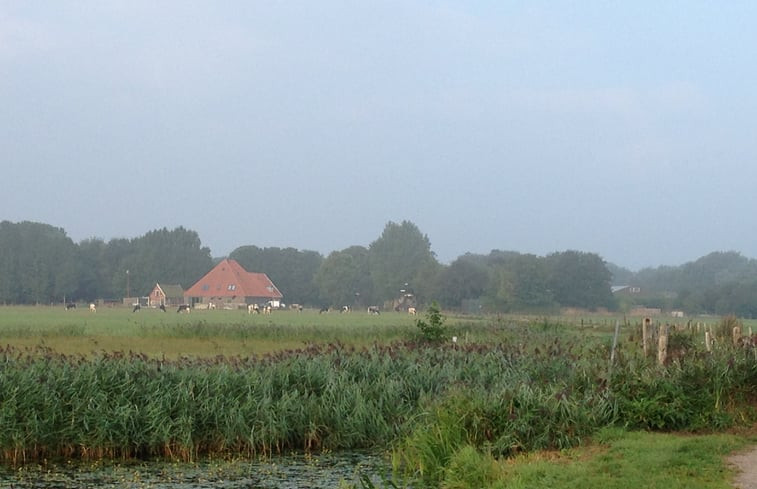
[415,302,447,343]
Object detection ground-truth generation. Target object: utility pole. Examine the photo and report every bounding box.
[126,270,130,298]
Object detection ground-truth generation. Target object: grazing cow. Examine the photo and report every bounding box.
[132,304,141,313]
[341,305,351,313]
[319,306,329,314]
[248,304,260,314]
[159,304,167,312]
[65,303,76,310]
[89,303,97,313]
[408,307,417,315]
[367,306,380,315]
[177,304,190,313]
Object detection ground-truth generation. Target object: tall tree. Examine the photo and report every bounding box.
[0,221,78,304]
[368,220,438,303]
[129,227,213,294]
[434,256,488,309]
[314,246,373,307]
[546,250,615,310]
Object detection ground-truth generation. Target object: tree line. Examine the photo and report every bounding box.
[612,251,757,318]
[7,219,750,316]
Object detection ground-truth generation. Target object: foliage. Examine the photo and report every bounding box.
[230,245,323,305]
[432,256,488,309]
[368,221,439,304]
[546,250,616,310]
[0,223,212,303]
[5,218,757,316]
[314,246,373,307]
[0,221,79,304]
[415,302,447,343]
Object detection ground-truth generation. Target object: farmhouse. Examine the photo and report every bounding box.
[147,283,185,307]
[183,259,283,309]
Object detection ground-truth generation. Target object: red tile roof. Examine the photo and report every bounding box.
[184,259,283,299]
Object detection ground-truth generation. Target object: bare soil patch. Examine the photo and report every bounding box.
[729,445,757,489]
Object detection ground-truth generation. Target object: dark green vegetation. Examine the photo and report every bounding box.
[6,220,757,316]
[613,250,757,317]
[0,219,651,313]
[0,314,754,489]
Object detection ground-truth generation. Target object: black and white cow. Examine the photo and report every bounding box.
[177,304,191,313]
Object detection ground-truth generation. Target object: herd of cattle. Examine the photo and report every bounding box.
[65,302,419,315]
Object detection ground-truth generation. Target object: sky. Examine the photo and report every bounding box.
[2,1,756,271]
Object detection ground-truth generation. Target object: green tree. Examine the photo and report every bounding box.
[129,227,213,294]
[73,238,108,301]
[368,220,438,303]
[546,250,615,310]
[510,253,554,310]
[230,246,323,305]
[0,221,78,304]
[314,246,373,307]
[434,256,488,309]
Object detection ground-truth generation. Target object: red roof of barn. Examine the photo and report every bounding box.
[184,259,283,299]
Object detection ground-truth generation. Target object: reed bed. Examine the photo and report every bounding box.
[0,322,754,471]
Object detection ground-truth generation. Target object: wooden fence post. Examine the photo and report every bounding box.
[658,324,668,365]
[643,317,651,357]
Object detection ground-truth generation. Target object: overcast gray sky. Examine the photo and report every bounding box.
[2,2,756,271]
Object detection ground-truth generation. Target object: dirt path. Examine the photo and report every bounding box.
[729,445,757,489]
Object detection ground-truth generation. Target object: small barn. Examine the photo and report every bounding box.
[183,259,283,309]
[148,283,185,307]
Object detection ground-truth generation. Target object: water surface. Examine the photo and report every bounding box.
[0,451,385,488]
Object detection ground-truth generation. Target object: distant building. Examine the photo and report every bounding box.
[612,285,641,295]
[148,283,185,307]
[629,307,662,317]
[183,258,283,309]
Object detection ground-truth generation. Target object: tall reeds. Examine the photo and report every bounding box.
[0,324,754,469]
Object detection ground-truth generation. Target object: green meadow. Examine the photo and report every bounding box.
[0,305,437,358]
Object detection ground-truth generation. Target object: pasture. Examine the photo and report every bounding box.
[0,305,447,358]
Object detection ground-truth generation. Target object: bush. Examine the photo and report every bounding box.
[415,302,447,343]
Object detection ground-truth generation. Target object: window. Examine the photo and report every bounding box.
[227,284,236,291]
[201,285,210,291]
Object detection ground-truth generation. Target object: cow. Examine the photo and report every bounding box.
[408,307,417,315]
[264,305,272,315]
[248,304,260,314]
[132,304,141,313]
[208,302,216,310]
[177,304,190,313]
[319,306,329,314]
[159,304,167,312]
[65,303,76,310]
[367,306,380,315]
[341,305,351,313]
[89,303,97,313]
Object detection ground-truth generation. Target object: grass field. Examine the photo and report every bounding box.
[0,305,444,358]
[0,304,751,359]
